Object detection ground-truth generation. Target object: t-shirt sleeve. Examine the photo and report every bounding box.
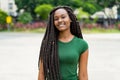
[81,39,88,53]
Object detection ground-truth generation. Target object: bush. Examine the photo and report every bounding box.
[14,21,47,30]
[18,12,33,24]
[75,8,90,20]
[0,9,8,24]
[0,9,8,30]
[34,4,53,20]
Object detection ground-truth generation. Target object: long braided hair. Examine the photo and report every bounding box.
[38,6,83,80]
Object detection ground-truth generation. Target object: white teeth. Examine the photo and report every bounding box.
[60,25,64,26]
[59,24,65,27]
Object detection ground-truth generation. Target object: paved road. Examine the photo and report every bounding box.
[0,32,120,80]
[84,34,120,80]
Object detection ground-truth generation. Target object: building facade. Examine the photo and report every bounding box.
[0,0,17,16]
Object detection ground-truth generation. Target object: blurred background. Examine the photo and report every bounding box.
[0,0,120,80]
[0,0,120,32]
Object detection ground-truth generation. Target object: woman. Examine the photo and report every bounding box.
[38,6,89,80]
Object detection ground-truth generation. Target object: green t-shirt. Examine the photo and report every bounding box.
[58,36,88,80]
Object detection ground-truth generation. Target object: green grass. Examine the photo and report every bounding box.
[0,27,120,33]
[82,28,120,34]
[0,28,46,33]
[13,28,46,33]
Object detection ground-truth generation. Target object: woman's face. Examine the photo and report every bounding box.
[54,8,71,31]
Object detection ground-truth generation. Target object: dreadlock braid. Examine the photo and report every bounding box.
[38,6,83,80]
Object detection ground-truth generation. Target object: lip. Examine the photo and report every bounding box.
[59,24,65,27]
[58,23,65,27]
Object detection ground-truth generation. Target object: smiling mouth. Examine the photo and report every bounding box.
[58,23,66,27]
[59,24,65,27]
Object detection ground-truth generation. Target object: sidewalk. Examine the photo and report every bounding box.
[0,32,120,80]
[83,33,120,40]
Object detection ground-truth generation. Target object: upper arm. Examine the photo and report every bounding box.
[78,49,89,80]
[38,59,44,80]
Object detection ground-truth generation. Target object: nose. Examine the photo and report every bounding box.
[58,18,62,22]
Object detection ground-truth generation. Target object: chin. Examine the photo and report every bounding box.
[57,28,66,31]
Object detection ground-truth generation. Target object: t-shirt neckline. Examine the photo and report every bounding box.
[58,36,76,44]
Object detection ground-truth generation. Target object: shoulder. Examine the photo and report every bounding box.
[75,36,88,46]
[75,36,89,53]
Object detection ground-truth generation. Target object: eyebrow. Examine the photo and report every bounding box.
[54,13,67,17]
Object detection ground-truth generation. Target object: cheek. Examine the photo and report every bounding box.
[54,21,57,27]
[65,17,71,25]
[66,20,71,27]
[54,21,60,30]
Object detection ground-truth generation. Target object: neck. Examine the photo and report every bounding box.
[58,30,74,42]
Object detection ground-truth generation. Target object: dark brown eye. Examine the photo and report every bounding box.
[54,17,58,21]
[61,16,66,19]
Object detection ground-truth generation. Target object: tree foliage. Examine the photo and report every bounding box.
[34,4,53,20]
[15,0,38,18]
[15,0,119,20]
[18,12,33,24]
[0,9,8,24]
[75,8,90,20]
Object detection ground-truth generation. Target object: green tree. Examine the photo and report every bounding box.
[75,8,90,20]
[0,9,8,30]
[15,0,118,20]
[70,0,83,8]
[0,9,8,24]
[34,4,53,20]
[96,0,117,7]
[15,0,39,19]
[18,12,33,24]
[83,2,101,14]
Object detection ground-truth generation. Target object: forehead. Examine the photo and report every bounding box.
[54,8,68,16]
